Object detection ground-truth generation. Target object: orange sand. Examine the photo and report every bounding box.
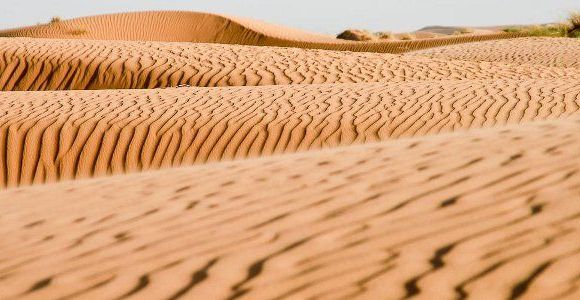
[409,37,580,68]
[0,11,527,53]
[2,38,580,91]
[1,79,580,188]
[0,10,578,300]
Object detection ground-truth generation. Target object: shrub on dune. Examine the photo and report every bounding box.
[529,24,568,37]
[376,31,394,40]
[503,27,522,33]
[453,27,474,35]
[49,16,62,24]
[399,33,415,40]
[568,12,580,37]
[502,12,580,38]
[336,29,376,41]
[68,29,88,35]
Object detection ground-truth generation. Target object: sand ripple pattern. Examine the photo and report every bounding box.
[2,79,580,187]
[2,38,580,91]
[1,118,579,299]
[0,11,528,53]
[409,37,580,68]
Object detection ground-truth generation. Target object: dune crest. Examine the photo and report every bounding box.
[2,79,580,187]
[0,11,528,53]
[1,38,580,91]
[409,37,580,68]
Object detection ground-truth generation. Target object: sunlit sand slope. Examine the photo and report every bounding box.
[1,118,579,299]
[2,38,579,91]
[0,11,527,53]
[2,79,580,187]
[409,37,580,68]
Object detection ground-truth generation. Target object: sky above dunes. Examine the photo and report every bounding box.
[1,0,578,33]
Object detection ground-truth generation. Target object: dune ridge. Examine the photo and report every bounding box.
[0,11,529,53]
[1,117,579,299]
[2,79,580,187]
[409,37,580,68]
[2,38,580,91]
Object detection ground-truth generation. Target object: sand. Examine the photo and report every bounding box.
[0,9,579,300]
[2,38,580,91]
[410,37,580,68]
[2,79,580,188]
[0,11,527,53]
[417,26,498,36]
[1,118,579,299]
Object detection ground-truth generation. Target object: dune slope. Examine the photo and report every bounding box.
[1,38,580,91]
[1,10,579,299]
[409,37,580,68]
[2,79,580,187]
[0,11,527,53]
[1,117,579,299]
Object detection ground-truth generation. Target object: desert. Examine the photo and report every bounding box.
[0,5,579,300]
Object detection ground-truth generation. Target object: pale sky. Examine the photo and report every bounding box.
[1,0,578,34]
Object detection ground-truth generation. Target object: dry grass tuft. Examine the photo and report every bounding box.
[398,33,415,40]
[502,27,522,33]
[376,31,394,40]
[68,29,87,36]
[569,12,580,29]
[503,12,580,38]
[568,12,580,37]
[337,29,376,41]
[528,24,568,37]
[453,27,474,35]
[49,16,62,24]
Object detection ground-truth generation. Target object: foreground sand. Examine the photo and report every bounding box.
[2,79,580,187]
[0,11,526,53]
[2,38,580,91]
[1,118,579,299]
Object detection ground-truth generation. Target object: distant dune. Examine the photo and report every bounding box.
[417,25,497,35]
[1,38,579,91]
[409,37,580,68]
[0,11,527,53]
[0,11,337,43]
[1,117,579,299]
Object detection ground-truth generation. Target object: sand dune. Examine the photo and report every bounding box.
[410,37,580,68]
[2,79,580,187]
[2,38,580,91]
[0,11,337,44]
[417,25,498,36]
[1,9,579,299]
[1,117,579,299]
[0,11,527,53]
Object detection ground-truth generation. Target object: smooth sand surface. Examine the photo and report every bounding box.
[2,79,580,187]
[1,11,579,299]
[1,118,579,299]
[410,37,580,68]
[0,11,337,44]
[0,11,527,53]
[2,38,580,91]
